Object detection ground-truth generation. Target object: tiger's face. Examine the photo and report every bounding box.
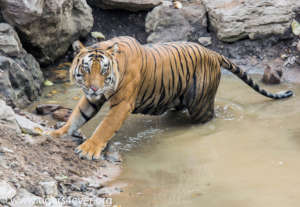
[70,41,120,101]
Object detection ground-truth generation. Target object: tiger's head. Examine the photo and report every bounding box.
[70,41,120,101]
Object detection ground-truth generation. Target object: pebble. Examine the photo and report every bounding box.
[198,37,212,47]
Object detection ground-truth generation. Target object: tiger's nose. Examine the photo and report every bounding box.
[90,85,98,92]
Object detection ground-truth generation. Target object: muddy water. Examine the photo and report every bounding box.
[33,75,300,207]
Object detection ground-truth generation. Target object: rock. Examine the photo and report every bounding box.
[0,24,43,108]
[91,31,106,40]
[15,114,46,136]
[88,0,162,12]
[104,143,122,163]
[297,41,300,52]
[198,36,212,46]
[1,0,93,65]
[0,99,21,132]
[36,104,63,115]
[39,180,58,197]
[262,64,282,84]
[203,0,300,42]
[0,180,16,202]
[52,108,72,122]
[0,23,22,57]
[145,1,207,43]
[11,189,42,207]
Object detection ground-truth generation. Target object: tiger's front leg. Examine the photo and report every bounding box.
[50,95,104,138]
[75,101,132,160]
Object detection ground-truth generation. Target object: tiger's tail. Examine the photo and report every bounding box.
[219,55,293,99]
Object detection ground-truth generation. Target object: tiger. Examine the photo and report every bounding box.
[50,36,293,160]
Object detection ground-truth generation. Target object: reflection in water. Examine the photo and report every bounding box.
[31,75,300,207]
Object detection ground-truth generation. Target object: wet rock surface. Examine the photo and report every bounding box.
[88,0,162,11]
[0,0,94,65]
[0,23,43,108]
[262,63,283,84]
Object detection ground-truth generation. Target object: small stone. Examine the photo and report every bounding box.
[0,180,16,201]
[39,180,58,197]
[44,80,54,86]
[52,108,72,122]
[0,146,14,153]
[291,19,300,36]
[262,64,282,84]
[36,104,62,115]
[91,32,105,40]
[198,37,212,47]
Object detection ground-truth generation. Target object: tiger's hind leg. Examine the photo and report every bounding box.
[188,96,215,123]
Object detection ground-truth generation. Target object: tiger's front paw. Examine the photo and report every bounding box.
[75,138,105,160]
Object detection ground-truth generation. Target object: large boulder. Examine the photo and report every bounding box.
[145,1,207,43]
[0,0,93,65]
[0,23,43,108]
[88,0,162,11]
[203,0,300,42]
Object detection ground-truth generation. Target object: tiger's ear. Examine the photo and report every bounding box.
[72,40,86,54]
[106,43,119,56]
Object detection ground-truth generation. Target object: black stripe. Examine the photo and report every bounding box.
[86,98,99,111]
[79,108,90,121]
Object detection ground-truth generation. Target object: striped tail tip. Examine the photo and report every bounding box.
[274,90,293,99]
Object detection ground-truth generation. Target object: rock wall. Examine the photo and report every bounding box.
[202,0,300,42]
[0,23,43,108]
[0,0,94,65]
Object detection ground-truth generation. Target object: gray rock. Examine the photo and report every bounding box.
[0,23,22,57]
[0,55,43,108]
[1,0,93,64]
[145,1,207,43]
[0,180,16,202]
[203,0,300,42]
[88,0,162,11]
[198,36,212,46]
[0,24,43,108]
[0,99,20,132]
[15,114,45,136]
[11,189,42,207]
[262,62,283,84]
[39,180,58,197]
